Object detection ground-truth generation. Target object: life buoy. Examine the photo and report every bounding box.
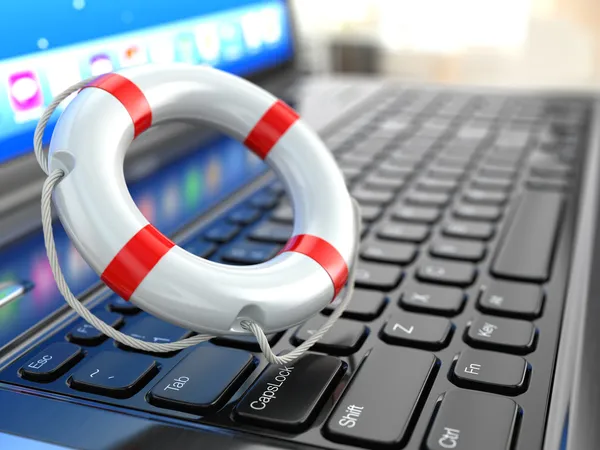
[48,64,358,335]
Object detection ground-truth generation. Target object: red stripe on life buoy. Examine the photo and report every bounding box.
[85,73,152,138]
[101,224,175,301]
[244,100,299,159]
[281,234,348,298]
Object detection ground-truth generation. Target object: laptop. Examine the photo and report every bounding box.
[0,1,597,449]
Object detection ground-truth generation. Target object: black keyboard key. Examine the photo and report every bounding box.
[380,312,453,350]
[355,261,403,290]
[405,190,451,207]
[324,346,438,448]
[443,220,495,240]
[67,311,124,346]
[352,188,395,206]
[465,316,537,354]
[292,316,368,356]
[454,204,502,221]
[107,296,141,315]
[491,191,563,282]
[530,163,571,178]
[417,258,476,287]
[234,354,345,432]
[148,345,255,414]
[378,165,413,178]
[19,343,83,382]
[392,205,441,224]
[478,280,544,319]
[358,204,383,223]
[527,177,569,191]
[68,352,157,398]
[204,223,241,243]
[248,223,292,244]
[377,222,430,243]
[361,240,417,265]
[400,282,465,316]
[451,349,529,395]
[486,152,522,167]
[228,206,262,225]
[221,243,278,265]
[183,240,217,259]
[463,189,508,205]
[363,174,406,191]
[212,332,283,351]
[340,154,371,168]
[430,238,486,262]
[429,166,464,181]
[435,156,470,170]
[416,177,459,193]
[323,289,386,321]
[471,176,513,191]
[250,191,279,209]
[117,316,191,350]
[270,204,294,223]
[478,165,517,179]
[425,390,519,450]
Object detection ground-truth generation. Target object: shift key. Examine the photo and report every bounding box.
[324,347,438,448]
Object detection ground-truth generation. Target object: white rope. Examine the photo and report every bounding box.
[35,77,361,364]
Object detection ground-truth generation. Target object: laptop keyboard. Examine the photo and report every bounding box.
[0,87,590,449]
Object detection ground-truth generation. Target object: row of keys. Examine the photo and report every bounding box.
[18,327,529,448]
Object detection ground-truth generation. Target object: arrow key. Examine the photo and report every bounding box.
[380,312,453,350]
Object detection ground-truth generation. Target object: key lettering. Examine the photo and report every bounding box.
[411,292,430,303]
[477,322,497,338]
[464,363,481,376]
[425,265,446,277]
[27,354,52,370]
[164,376,190,392]
[393,323,414,334]
[338,404,364,428]
[489,295,504,306]
[438,427,460,449]
[250,366,294,411]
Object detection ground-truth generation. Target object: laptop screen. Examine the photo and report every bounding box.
[0,0,294,165]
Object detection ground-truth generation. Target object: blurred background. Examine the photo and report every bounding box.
[292,0,600,89]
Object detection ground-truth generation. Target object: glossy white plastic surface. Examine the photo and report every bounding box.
[48,64,357,335]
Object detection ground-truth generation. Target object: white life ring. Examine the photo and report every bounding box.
[47,64,358,336]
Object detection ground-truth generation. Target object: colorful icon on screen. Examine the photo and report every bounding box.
[261,7,283,45]
[7,70,44,115]
[241,12,263,52]
[120,44,148,67]
[89,53,114,76]
[148,38,175,64]
[219,22,244,61]
[175,33,198,63]
[194,23,221,63]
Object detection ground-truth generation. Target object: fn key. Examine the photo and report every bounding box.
[425,390,520,450]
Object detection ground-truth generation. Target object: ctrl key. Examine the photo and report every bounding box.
[19,342,83,382]
[425,390,520,450]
